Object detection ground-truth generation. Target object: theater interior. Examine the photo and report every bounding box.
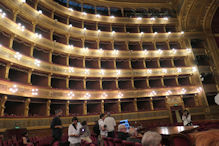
[0,0,218,145]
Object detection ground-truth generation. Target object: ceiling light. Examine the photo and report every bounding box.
[96,14,101,18]
[68,8,74,11]
[68,91,75,97]
[82,12,87,15]
[110,15,115,19]
[168,31,171,34]
[154,32,158,34]
[34,59,41,67]
[38,10,42,14]
[14,52,22,60]
[163,17,168,20]
[181,31,184,34]
[177,68,182,73]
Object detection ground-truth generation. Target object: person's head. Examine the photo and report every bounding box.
[72,117,78,124]
[22,131,28,137]
[129,127,137,137]
[142,131,162,146]
[118,124,127,132]
[81,121,87,126]
[55,109,63,117]
[107,112,111,117]
[183,110,189,115]
[100,114,105,120]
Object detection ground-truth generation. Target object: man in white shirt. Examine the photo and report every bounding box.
[68,117,82,146]
[104,112,116,138]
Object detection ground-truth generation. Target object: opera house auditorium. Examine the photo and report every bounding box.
[0,0,218,145]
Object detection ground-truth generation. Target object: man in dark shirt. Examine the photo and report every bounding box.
[51,109,63,145]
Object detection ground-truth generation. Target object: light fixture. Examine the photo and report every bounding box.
[32,89,38,95]
[68,8,74,11]
[172,48,176,54]
[116,70,121,75]
[113,49,119,55]
[98,48,103,54]
[151,17,155,21]
[35,33,42,39]
[98,29,101,32]
[192,67,197,72]
[100,69,105,75]
[14,52,22,60]
[38,10,42,14]
[17,23,25,31]
[34,59,41,67]
[147,69,152,74]
[197,87,202,93]
[83,28,87,31]
[102,93,108,98]
[166,90,172,95]
[68,45,74,49]
[9,85,18,93]
[143,49,148,55]
[96,14,101,18]
[84,93,91,98]
[21,0,26,3]
[82,12,87,15]
[141,32,144,34]
[177,68,182,73]
[0,9,6,18]
[154,32,158,34]
[85,69,90,75]
[186,48,192,53]
[68,67,74,73]
[163,17,168,20]
[162,69,167,73]
[137,17,142,20]
[168,31,171,34]
[157,49,163,54]
[69,24,72,27]
[0,44,2,47]
[110,15,115,19]
[118,92,123,98]
[181,88,186,94]
[181,31,184,34]
[112,31,115,34]
[150,91,157,96]
[68,91,75,97]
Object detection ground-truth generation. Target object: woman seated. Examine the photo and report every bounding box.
[81,121,92,143]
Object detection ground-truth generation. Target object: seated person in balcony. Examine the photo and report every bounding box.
[81,121,92,143]
[68,117,82,146]
[22,131,33,146]
[142,131,162,146]
[117,124,130,140]
[182,110,192,126]
[126,127,141,143]
[50,109,63,145]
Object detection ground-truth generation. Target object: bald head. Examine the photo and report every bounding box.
[142,131,162,146]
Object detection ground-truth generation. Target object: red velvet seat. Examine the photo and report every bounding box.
[169,134,192,146]
[107,137,114,146]
[122,140,135,146]
[114,138,122,146]
[103,137,108,146]
[134,142,142,146]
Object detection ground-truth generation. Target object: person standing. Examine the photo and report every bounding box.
[182,110,192,126]
[50,109,63,145]
[68,117,82,146]
[104,112,116,138]
[98,114,107,146]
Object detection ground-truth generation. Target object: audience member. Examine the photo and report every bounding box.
[93,120,100,138]
[182,110,192,126]
[81,121,92,143]
[98,114,107,146]
[98,114,107,137]
[22,131,33,146]
[68,117,82,146]
[104,112,116,137]
[126,127,141,143]
[50,109,63,145]
[117,124,130,140]
[141,131,162,146]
